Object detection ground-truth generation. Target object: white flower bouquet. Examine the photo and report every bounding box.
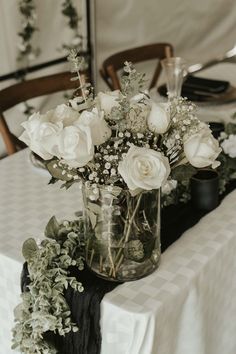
[19,57,221,281]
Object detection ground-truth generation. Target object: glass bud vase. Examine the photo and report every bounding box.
[82,185,161,282]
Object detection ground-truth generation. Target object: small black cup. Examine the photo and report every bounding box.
[208,122,225,139]
[190,169,219,211]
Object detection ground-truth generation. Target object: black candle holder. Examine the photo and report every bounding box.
[208,122,225,139]
[190,169,219,211]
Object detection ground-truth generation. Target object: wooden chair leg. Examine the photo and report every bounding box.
[0,114,17,155]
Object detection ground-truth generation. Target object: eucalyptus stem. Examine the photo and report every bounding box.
[115,254,124,273]
[124,193,142,244]
[108,230,116,277]
[77,70,86,102]
[99,255,103,273]
[89,248,95,266]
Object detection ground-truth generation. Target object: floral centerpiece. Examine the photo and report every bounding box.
[19,53,221,281]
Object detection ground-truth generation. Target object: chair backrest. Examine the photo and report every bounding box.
[100,43,174,91]
[0,70,87,155]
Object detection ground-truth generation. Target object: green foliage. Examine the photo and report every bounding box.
[12,216,85,354]
[217,151,236,193]
[121,61,147,98]
[62,0,80,30]
[46,159,77,182]
[225,122,236,135]
[171,164,197,182]
[22,238,38,261]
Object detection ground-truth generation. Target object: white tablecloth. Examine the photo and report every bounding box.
[1,150,236,354]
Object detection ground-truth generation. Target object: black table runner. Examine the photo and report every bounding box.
[21,181,236,354]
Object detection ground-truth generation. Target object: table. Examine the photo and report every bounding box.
[1,155,236,352]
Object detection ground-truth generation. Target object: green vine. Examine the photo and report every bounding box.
[17,0,83,116]
[12,216,85,354]
[17,0,40,64]
[61,0,83,51]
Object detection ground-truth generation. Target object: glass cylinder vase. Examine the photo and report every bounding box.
[82,185,161,282]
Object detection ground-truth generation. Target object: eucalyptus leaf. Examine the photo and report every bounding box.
[88,202,102,215]
[22,238,38,261]
[61,179,77,189]
[172,165,197,181]
[87,209,97,229]
[46,160,77,182]
[110,186,122,197]
[45,216,60,239]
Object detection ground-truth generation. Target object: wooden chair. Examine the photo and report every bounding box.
[100,43,174,90]
[0,70,88,156]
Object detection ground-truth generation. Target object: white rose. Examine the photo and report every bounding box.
[147,102,170,134]
[19,112,63,160]
[51,104,80,126]
[221,134,236,158]
[118,145,170,194]
[97,90,120,114]
[78,108,111,145]
[184,129,221,168]
[58,125,94,168]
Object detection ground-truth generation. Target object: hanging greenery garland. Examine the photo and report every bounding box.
[16,0,84,115]
[17,0,40,64]
[17,0,83,65]
[61,0,83,51]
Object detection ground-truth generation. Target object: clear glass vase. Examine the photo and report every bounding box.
[82,185,161,282]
